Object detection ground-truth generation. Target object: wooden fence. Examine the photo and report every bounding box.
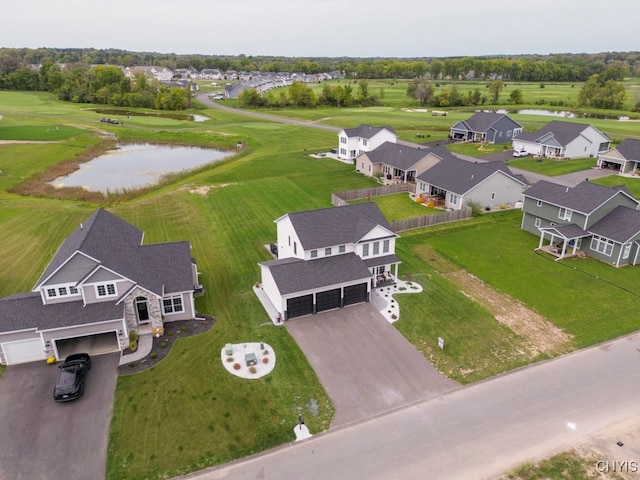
[390,206,472,232]
[331,183,415,206]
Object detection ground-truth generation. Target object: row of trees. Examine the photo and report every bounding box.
[0,61,191,110]
[1,48,639,81]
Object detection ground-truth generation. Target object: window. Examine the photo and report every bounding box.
[368,165,371,172]
[558,208,572,221]
[376,266,385,275]
[534,218,541,228]
[163,295,184,314]
[623,242,632,260]
[96,283,117,297]
[69,286,78,295]
[361,162,364,169]
[590,235,614,257]
[58,287,67,296]
[310,250,318,258]
[340,136,347,144]
[47,288,57,297]
[294,241,297,255]
[340,148,346,156]
[339,245,346,253]
[507,130,512,137]
[45,284,80,299]
[451,194,458,205]
[350,150,356,157]
[325,247,332,256]
[537,200,542,207]
[288,236,291,246]
[383,239,390,253]
[373,242,380,255]
[491,192,496,200]
[363,139,368,146]
[419,182,426,192]
[362,243,369,257]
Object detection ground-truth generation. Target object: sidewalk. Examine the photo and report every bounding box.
[119,334,153,366]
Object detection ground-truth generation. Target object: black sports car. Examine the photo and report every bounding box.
[53,353,91,402]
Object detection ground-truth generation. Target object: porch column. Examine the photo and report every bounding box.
[560,241,567,258]
[538,232,545,250]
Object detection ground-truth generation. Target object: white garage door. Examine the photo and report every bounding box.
[2,338,46,365]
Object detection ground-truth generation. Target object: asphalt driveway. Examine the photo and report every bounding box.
[286,303,458,427]
[0,353,119,480]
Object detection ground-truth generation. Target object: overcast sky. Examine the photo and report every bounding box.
[3,0,636,58]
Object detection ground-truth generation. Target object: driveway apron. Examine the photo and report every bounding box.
[286,303,458,427]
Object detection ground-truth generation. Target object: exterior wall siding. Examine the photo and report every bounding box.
[466,174,526,208]
[43,253,98,286]
[82,279,135,304]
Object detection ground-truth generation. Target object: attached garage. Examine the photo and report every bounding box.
[316,288,342,313]
[54,331,120,359]
[344,283,368,306]
[286,294,314,320]
[2,338,46,365]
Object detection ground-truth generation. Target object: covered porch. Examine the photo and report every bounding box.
[535,224,590,261]
[364,254,401,288]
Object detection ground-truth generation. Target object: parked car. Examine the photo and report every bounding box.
[53,353,91,402]
[513,148,529,157]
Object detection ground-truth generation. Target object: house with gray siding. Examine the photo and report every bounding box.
[512,120,611,158]
[0,209,201,365]
[450,112,523,144]
[596,138,640,175]
[356,142,439,183]
[521,180,640,266]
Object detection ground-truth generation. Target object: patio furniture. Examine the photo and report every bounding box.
[245,352,257,366]
[225,343,233,356]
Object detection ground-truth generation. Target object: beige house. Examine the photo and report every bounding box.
[356,142,441,183]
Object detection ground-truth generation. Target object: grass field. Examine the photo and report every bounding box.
[507,157,597,176]
[1,88,640,478]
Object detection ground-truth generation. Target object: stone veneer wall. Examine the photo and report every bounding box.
[123,287,163,332]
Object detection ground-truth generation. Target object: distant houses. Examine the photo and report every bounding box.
[450,112,523,144]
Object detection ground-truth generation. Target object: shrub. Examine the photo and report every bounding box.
[465,200,483,217]
[129,338,138,351]
[262,357,269,364]
[128,362,136,368]
[150,352,157,359]
[226,356,234,362]
[249,366,257,374]
[233,363,241,370]
[415,196,425,203]
[181,326,187,332]
[263,349,269,355]
[161,341,167,348]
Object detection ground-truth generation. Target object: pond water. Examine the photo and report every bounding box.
[50,143,232,193]
[493,108,629,120]
[92,108,209,122]
[516,109,577,118]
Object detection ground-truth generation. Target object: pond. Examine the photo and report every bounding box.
[92,108,209,122]
[50,143,232,193]
[494,108,630,121]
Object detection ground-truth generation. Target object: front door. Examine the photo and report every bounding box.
[135,296,150,323]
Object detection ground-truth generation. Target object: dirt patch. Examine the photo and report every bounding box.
[181,183,238,196]
[444,270,573,356]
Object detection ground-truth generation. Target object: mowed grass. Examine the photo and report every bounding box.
[349,192,442,221]
[592,174,640,198]
[0,125,86,141]
[507,157,597,175]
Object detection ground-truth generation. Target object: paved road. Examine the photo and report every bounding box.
[286,303,457,427]
[177,333,640,480]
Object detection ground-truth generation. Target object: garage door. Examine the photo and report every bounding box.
[343,283,368,306]
[316,288,342,313]
[55,332,119,359]
[287,294,314,319]
[2,338,46,365]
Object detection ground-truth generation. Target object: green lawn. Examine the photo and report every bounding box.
[592,174,640,198]
[506,157,597,176]
[349,193,442,221]
[1,90,640,478]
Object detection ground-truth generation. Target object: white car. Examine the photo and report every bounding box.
[512,148,529,157]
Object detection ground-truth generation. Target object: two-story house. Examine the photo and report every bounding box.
[337,125,397,161]
[0,209,201,365]
[512,120,611,158]
[258,203,400,320]
[450,112,523,144]
[521,180,640,266]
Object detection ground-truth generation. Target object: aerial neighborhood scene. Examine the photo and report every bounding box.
[2,1,640,479]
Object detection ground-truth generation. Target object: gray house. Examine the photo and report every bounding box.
[521,180,640,266]
[597,138,640,175]
[356,141,439,183]
[0,209,201,365]
[415,148,528,210]
[450,112,523,144]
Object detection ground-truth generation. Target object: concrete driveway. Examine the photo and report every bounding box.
[286,303,458,427]
[0,353,119,480]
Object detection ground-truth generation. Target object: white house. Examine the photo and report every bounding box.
[512,120,611,159]
[258,203,400,320]
[337,125,397,161]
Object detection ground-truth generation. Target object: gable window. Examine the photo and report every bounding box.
[325,247,332,256]
[623,242,632,259]
[362,243,369,257]
[373,242,380,255]
[534,218,541,228]
[69,286,78,295]
[163,295,184,315]
[590,235,614,257]
[46,288,57,298]
[45,284,80,299]
[339,245,346,253]
[58,287,67,296]
[536,200,542,207]
[310,250,318,258]
[383,239,390,253]
[96,283,117,297]
[558,208,572,221]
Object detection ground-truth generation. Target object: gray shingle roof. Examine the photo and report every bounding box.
[540,224,590,239]
[589,205,640,243]
[614,138,640,161]
[260,253,372,295]
[416,157,523,195]
[285,203,394,251]
[516,120,610,146]
[341,124,396,139]
[523,180,636,214]
[365,142,430,171]
[35,209,195,295]
[0,293,124,333]
[453,112,520,133]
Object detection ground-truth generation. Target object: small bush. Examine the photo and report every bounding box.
[129,339,138,351]
[226,356,234,362]
[181,326,187,332]
[150,352,157,359]
[161,341,167,348]
[263,349,269,355]
[249,366,257,374]
[128,362,136,368]
[233,363,241,370]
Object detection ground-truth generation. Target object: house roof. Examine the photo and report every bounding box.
[283,203,395,251]
[260,253,372,295]
[517,120,610,146]
[523,180,637,214]
[35,209,195,295]
[364,142,430,171]
[0,293,124,333]
[416,157,524,195]
[614,138,640,161]
[589,205,640,243]
[340,124,396,139]
[539,224,590,239]
[453,112,521,133]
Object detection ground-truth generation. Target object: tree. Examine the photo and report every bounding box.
[509,89,524,104]
[578,73,627,109]
[407,78,434,106]
[488,79,504,104]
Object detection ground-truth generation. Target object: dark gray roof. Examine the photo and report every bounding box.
[0,293,123,333]
[341,124,396,139]
[285,203,394,251]
[523,180,636,214]
[614,138,640,161]
[362,254,400,268]
[35,209,195,295]
[453,112,520,133]
[539,224,590,239]
[260,253,372,295]
[516,120,609,146]
[365,142,430,171]
[589,205,640,243]
[416,157,524,195]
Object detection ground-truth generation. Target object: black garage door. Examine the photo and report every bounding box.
[287,294,314,319]
[316,288,342,313]
[343,283,368,306]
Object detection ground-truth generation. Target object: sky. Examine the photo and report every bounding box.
[2,0,637,58]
